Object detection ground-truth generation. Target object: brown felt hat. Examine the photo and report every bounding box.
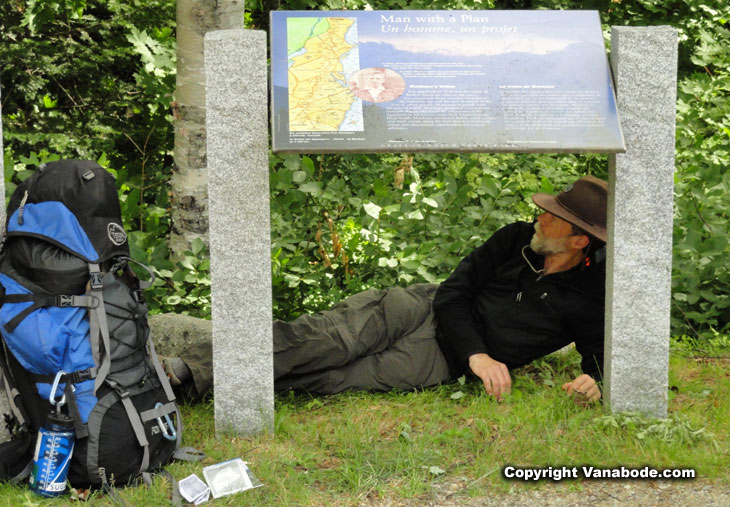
[531,175,608,242]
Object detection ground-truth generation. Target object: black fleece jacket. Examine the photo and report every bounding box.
[433,221,605,381]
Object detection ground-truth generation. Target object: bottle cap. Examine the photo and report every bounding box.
[47,411,74,428]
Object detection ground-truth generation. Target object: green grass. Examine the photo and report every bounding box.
[1,345,728,505]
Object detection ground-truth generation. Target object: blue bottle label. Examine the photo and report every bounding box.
[29,428,75,497]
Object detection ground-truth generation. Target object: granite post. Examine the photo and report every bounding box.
[205,29,273,434]
[605,27,678,417]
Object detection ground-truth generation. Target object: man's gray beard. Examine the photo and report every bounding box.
[530,232,569,256]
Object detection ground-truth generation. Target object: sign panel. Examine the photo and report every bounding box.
[270,10,625,153]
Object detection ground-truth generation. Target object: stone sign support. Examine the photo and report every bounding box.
[604,26,678,417]
[205,29,273,434]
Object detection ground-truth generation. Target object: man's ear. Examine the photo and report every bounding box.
[569,234,590,250]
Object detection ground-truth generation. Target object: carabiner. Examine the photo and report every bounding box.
[155,402,177,441]
[49,370,67,408]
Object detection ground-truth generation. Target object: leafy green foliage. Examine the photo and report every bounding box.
[1,0,176,231]
[140,237,212,316]
[670,10,730,339]
[594,412,718,448]
[2,0,175,166]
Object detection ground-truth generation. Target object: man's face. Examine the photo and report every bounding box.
[366,72,385,88]
[530,212,574,255]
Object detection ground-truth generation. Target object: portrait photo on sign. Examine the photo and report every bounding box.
[348,67,406,103]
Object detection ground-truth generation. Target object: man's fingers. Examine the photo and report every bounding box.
[467,354,511,400]
[498,372,512,396]
[584,383,601,402]
[571,374,592,391]
[489,368,512,400]
[483,377,502,399]
[492,366,507,395]
[566,375,601,404]
[569,376,595,395]
[482,373,510,400]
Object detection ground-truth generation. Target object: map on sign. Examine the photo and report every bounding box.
[270,10,625,153]
[287,17,363,132]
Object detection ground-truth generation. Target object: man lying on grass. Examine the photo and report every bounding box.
[164,175,607,405]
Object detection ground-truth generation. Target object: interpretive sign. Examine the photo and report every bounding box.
[270,10,625,153]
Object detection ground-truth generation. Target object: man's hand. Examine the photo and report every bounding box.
[561,374,601,405]
[468,353,511,400]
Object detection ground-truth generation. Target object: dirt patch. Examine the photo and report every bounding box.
[472,479,730,507]
[364,479,730,506]
[693,356,730,367]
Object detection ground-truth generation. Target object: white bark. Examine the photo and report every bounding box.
[0,79,5,226]
[171,0,244,255]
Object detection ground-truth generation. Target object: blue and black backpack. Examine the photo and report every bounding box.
[0,160,183,488]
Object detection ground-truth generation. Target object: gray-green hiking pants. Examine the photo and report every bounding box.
[180,283,451,396]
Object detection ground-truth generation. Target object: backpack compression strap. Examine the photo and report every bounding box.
[1,294,97,333]
[146,338,177,404]
[88,264,112,394]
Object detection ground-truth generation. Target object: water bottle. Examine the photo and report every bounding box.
[29,411,75,497]
[29,371,76,497]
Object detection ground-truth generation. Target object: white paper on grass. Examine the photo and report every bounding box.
[202,458,263,498]
[179,474,211,505]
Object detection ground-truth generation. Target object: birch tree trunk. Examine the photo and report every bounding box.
[0,82,5,226]
[171,0,245,255]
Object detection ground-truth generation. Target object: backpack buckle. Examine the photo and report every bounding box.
[69,368,93,383]
[58,295,74,307]
[90,272,104,290]
[107,380,130,399]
